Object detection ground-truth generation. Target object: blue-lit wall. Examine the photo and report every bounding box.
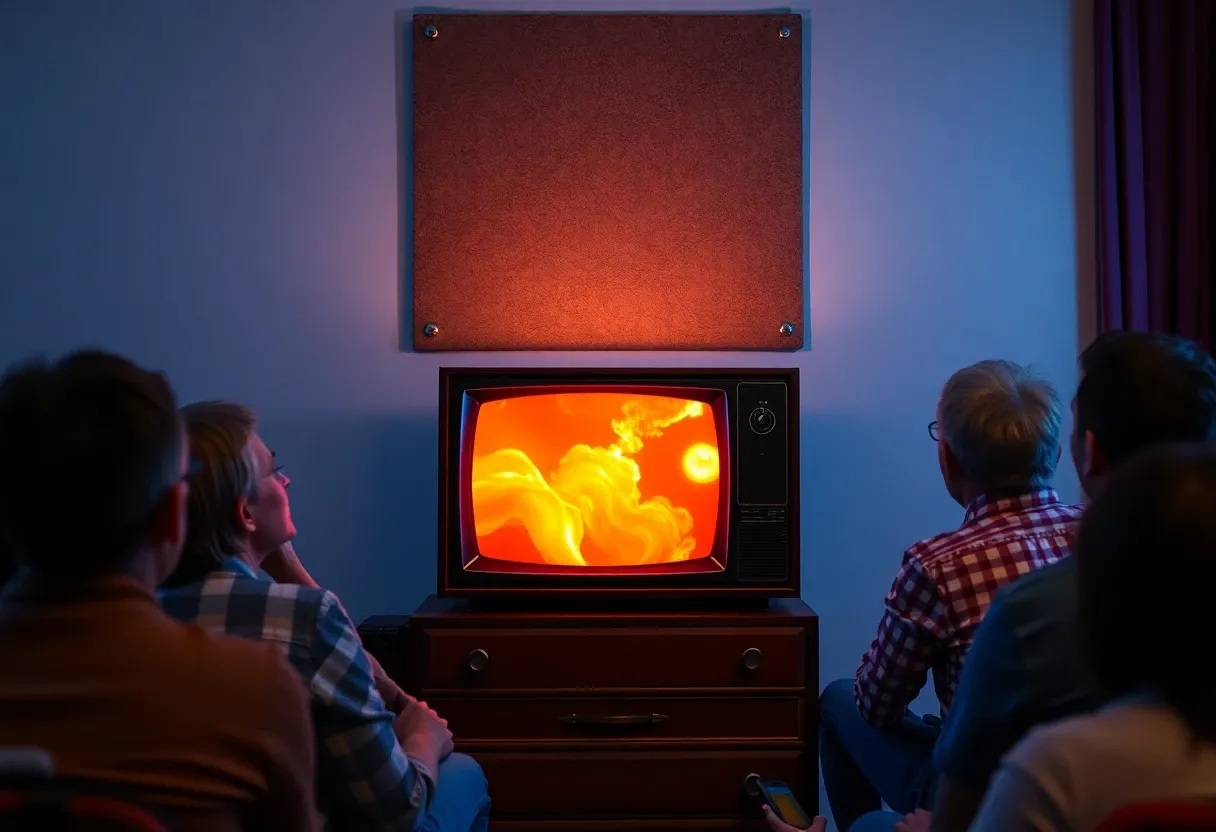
[0,0,1083,719]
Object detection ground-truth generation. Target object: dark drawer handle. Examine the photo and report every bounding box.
[558,714,669,727]
[742,647,764,671]
[466,649,489,672]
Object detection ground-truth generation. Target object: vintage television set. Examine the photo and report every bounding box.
[436,367,800,602]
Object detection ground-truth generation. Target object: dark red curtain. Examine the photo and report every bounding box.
[1095,0,1215,350]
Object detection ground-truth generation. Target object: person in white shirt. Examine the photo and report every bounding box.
[971,442,1216,831]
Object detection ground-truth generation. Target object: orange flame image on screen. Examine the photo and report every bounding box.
[470,393,720,567]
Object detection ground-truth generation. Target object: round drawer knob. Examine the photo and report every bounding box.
[743,772,763,797]
[466,648,489,672]
[742,647,764,671]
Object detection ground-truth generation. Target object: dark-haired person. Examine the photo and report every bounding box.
[818,360,1080,831]
[971,442,1216,828]
[921,331,1216,832]
[0,352,318,832]
[158,400,490,832]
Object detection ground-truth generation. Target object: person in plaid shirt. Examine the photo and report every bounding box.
[819,361,1081,832]
[159,400,490,832]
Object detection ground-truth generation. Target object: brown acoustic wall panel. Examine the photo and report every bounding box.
[412,13,804,351]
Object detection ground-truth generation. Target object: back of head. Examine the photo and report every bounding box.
[938,359,1063,492]
[162,400,258,588]
[1077,442,1216,742]
[1077,331,1216,466]
[0,350,183,580]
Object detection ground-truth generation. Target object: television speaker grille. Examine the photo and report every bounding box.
[736,508,789,581]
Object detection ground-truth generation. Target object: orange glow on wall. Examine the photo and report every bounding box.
[470,393,721,567]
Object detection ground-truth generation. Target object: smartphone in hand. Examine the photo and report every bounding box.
[757,779,813,829]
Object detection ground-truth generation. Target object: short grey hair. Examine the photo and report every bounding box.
[938,360,1063,492]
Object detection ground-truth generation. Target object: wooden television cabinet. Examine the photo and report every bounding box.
[365,596,819,831]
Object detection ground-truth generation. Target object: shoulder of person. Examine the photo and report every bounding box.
[1007,700,1187,781]
[994,555,1076,615]
[261,584,351,658]
[901,525,1015,576]
[167,576,334,636]
[261,578,331,609]
[215,575,334,625]
[902,529,959,562]
[210,637,314,760]
[163,617,305,700]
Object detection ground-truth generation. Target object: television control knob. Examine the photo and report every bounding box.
[466,649,489,672]
[742,647,764,671]
[748,407,776,435]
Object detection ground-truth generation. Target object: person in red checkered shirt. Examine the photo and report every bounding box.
[819,360,1082,832]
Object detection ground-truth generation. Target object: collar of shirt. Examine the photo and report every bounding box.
[213,556,261,580]
[964,488,1063,525]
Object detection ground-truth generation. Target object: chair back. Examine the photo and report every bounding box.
[1097,801,1216,832]
[0,748,53,778]
[0,789,169,832]
[0,750,167,832]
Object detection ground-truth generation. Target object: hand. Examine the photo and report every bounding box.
[260,541,320,588]
[895,809,933,832]
[762,805,827,832]
[394,698,454,765]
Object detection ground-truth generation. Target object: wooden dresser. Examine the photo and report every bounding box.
[388,595,819,831]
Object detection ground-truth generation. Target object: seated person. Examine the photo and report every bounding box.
[158,400,490,832]
[0,351,317,832]
[971,442,1216,829]
[821,360,1079,831]
[925,332,1216,832]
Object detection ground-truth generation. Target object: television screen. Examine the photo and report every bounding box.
[439,367,798,600]
[469,392,723,570]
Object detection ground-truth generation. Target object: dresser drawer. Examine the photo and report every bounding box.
[419,627,806,691]
[477,749,806,816]
[431,695,803,745]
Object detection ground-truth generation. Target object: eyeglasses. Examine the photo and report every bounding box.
[928,421,940,442]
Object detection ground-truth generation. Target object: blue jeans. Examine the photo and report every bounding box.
[418,753,491,832]
[819,679,939,832]
[849,810,903,832]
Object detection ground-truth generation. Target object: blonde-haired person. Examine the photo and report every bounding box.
[158,401,490,832]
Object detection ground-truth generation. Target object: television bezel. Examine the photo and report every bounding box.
[436,367,800,600]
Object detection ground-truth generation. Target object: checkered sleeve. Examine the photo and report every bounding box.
[309,591,435,830]
[854,555,950,728]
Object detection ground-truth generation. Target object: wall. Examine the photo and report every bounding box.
[1,0,1082,718]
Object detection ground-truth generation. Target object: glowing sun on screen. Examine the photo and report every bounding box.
[682,442,720,484]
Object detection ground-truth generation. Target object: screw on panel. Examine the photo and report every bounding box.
[778,26,791,38]
[779,321,795,336]
[423,24,439,39]
[423,322,440,338]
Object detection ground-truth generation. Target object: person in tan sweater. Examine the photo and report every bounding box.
[0,350,318,832]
